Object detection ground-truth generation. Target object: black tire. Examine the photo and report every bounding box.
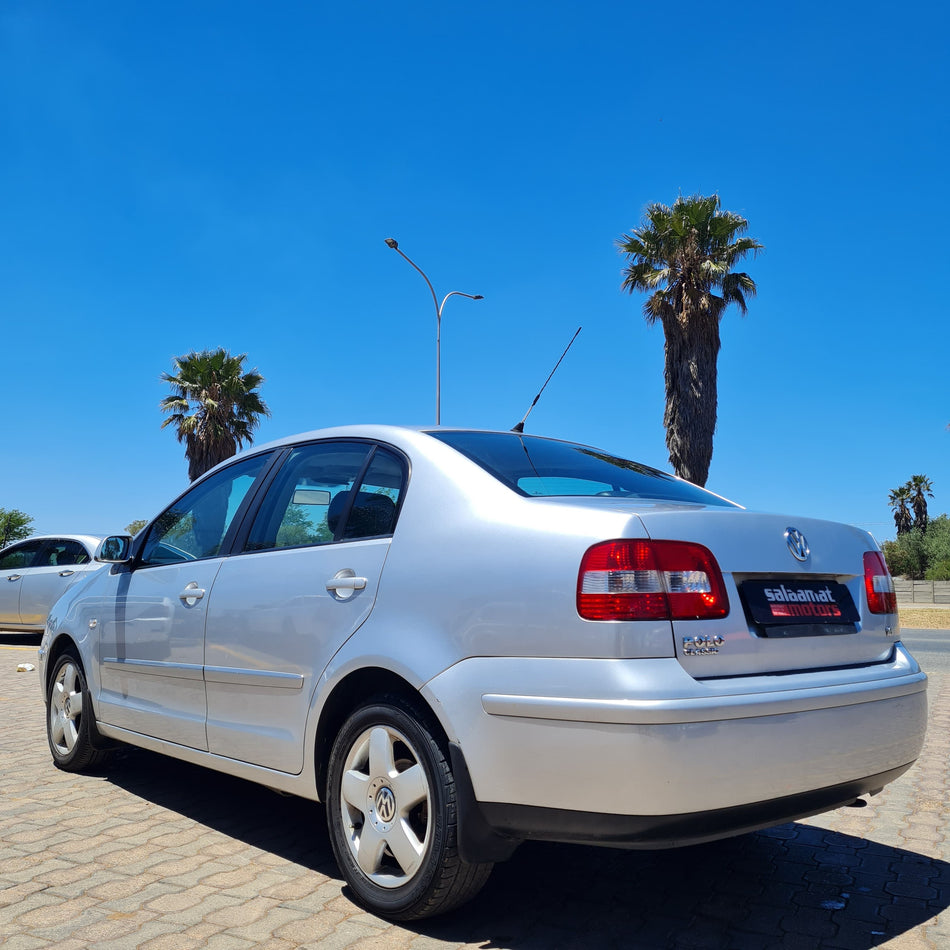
[46,650,111,772]
[326,694,492,920]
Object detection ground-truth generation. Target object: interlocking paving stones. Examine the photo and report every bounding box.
[2,636,948,948]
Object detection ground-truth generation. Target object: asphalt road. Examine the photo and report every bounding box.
[901,629,950,674]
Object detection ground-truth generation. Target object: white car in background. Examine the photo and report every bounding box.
[0,535,104,632]
[37,427,927,920]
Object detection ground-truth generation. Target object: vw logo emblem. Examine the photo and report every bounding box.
[785,528,810,562]
[375,786,396,824]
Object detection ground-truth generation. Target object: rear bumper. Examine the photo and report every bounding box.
[424,645,927,854]
[452,757,912,860]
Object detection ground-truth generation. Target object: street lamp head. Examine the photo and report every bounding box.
[384,238,399,249]
[473,295,484,300]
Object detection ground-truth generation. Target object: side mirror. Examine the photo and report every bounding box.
[96,535,133,563]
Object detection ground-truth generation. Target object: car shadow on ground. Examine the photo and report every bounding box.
[0,631,42,646]
[104,746,948,950]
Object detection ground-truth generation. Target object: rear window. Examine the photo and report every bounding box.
[428,430,739,507]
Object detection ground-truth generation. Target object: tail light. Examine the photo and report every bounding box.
[577,539,729,621]
[864,551,897,614]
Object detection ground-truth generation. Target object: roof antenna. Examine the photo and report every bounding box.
[511,326,582,433]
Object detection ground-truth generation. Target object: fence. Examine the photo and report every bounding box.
[894,579,950,605]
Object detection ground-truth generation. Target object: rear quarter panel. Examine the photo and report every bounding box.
[323,436,679,692]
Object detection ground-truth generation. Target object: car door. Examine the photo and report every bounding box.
[18,538,96,627]
[0,539,45,625]
[96,453,273,748]
[204,441,406,773]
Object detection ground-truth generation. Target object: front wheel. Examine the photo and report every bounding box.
[326,695,492,919]
[46,650,111,772]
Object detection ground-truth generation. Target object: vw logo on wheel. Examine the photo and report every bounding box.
[785,527,810,562]
[374,786,396,824]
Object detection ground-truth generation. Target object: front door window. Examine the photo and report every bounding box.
[140,454,270,566]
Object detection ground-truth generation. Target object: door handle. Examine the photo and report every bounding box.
[179,583,206,606]
[58,570,75,577]
[7,574,21,581]
[326,576,367,592]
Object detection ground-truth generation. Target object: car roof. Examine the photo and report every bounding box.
[247,424,590,455]
[249,424,453,451]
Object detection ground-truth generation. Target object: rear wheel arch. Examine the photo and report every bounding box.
[314,667,447,801]
[324,689,493,918]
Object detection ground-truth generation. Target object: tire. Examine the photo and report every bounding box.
[46,650,111,772]
[326,695,493,920]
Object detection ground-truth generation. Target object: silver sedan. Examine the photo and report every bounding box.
[37,427,927,920]
[0,534,104,632]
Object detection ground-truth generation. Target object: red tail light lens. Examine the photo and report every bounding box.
[864,551,897,614]
[577,540,729,621]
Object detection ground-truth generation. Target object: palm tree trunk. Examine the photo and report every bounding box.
[661,312,720,486]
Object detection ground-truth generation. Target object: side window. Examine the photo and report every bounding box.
[343,448,405,541]
[41,540,90,567]
[0,540,43,570]
[245,442,373,552]
[140,454,270,566]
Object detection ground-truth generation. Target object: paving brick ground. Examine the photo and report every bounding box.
[2,636,948,949]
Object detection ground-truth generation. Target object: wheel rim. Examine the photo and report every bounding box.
[49,660,84,756]
[338,723,432,889]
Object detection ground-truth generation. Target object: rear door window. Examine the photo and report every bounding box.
[244,442,405,551]
[40,540,91,567]
[343,447,405,540]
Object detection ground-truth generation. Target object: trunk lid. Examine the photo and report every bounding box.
[634,505,896,678]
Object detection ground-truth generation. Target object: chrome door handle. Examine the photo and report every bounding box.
[7,574,21,581]
[58,570,75,577]
[326,576,367,592]
[179,583,206,606]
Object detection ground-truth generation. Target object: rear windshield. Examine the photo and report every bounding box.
[428,430,739,507]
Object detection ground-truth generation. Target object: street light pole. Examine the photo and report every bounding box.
[384,238,483,425]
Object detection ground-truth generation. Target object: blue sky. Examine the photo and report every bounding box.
[1,1,947,542]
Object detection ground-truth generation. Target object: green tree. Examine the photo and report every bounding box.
[160,349,271,482]
[0,508,34,549]
[617,194,762,486]
[923,514,950,573]
[125,519,148,536]
[882,514,950,579]
[881,530,928,579]
[908,474,934,532]
[888,485,913,536]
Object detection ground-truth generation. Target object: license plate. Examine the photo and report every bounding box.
[741,580,859,626]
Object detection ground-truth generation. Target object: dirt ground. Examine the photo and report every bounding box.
[899,607,950,629]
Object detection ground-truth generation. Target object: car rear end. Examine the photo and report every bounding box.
[405,430,926,852]
[422,497,926,853]
[575,506,924,818]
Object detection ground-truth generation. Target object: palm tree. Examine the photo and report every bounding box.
[617,194,762,486]
[888,485,913,536]
[160,349,271,482]
[908,474,934,533]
